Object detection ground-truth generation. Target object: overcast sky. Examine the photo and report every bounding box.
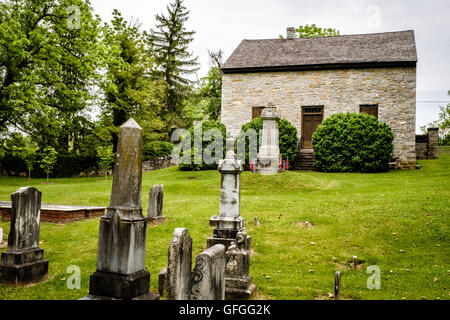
[91,0,450,132]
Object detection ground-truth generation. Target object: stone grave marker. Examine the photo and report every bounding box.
[0,187,48,284]
[82,119,159,300]
[147,184,166,224]
[334,271,341,299]
[255,108,280,175]
[190,244,226,300]
[207,138,256,299]
[159,228,225,300]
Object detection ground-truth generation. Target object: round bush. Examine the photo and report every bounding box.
[236,117,299,171]
[312,112,394,172]
[143,141,174,161]
[178,120,227,171]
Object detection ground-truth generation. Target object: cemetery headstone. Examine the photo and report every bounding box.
[207,138,256,299]
[159,228,225,300]
[225,232,256,298]
[0,187,48,284]
[334,271,341,299]
[0,227,3,246]
[190,244,226,300]
[255,108,280,175]
[166,228,192,300]
[147,185,166,224]
[353,256,358,269]
[83,119,159,300]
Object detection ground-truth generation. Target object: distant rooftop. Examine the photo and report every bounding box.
[221,30,417,73]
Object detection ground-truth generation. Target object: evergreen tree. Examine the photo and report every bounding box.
[149,0,199,129]
[102,10,166,152]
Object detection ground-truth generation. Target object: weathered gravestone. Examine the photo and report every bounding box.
[159,228,225,300]
[0,227,4,247]
[255,108,280,175]
[147,185,166,224]
[0,187,48,284]
[83,119,159,300]
[190,244,226,300]
[224,231,255,298]
[161,228,192,299]
[207,138,256,299]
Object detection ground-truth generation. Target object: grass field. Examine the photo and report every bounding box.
[0,147,449,300]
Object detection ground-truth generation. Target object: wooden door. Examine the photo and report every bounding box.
[301,107,323,149]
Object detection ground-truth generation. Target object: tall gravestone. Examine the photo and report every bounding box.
[159,228,225,300]
[147,185,165,223]
[0,187,48,284]
[84,119,159,300]
[0,227,4,247]
[207,138,255,299]
[255,108,280,175]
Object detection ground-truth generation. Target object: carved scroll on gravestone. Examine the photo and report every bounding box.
[0,187,48,284]
[207,138,256,299]
[159,228,225,300]
[147,185,166,224]
[190,244,226,300]
[83,119,159,300]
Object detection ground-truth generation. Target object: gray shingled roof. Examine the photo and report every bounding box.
[222,30,417,73]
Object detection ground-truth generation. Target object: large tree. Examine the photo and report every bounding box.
[148,0,199,129]
[0,0,102,152]
[101,10,166,152]
[199,50,223,121]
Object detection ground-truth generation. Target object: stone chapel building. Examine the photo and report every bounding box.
[220,29,418,169]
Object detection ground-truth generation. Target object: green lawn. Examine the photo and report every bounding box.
[0,147,449,300]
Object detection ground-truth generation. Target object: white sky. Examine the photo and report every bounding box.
[90,0,450,132]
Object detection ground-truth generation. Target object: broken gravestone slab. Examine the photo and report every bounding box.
[224,231,256,299]
[0,187,48,284]
[159,228,225,300]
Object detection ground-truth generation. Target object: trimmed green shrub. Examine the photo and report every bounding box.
[179,120,227,171]
[236,117,299,171]
[312,112,394,172]
[143,141,174,161]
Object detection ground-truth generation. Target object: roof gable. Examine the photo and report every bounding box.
[222,30,417,73]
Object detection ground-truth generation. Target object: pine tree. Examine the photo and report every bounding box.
[149,0,199,127]
[102,10,165,152]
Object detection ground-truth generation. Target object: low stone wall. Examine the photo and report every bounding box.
[416,128,439,160]
[142,156,175,172]
[0,202,105,224]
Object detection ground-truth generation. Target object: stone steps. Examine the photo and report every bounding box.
[294,149,316,171]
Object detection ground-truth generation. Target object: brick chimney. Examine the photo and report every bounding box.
[286,27,296,39]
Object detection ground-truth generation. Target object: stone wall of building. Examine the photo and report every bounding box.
[221,67,416,167]
[416,128,439,160]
